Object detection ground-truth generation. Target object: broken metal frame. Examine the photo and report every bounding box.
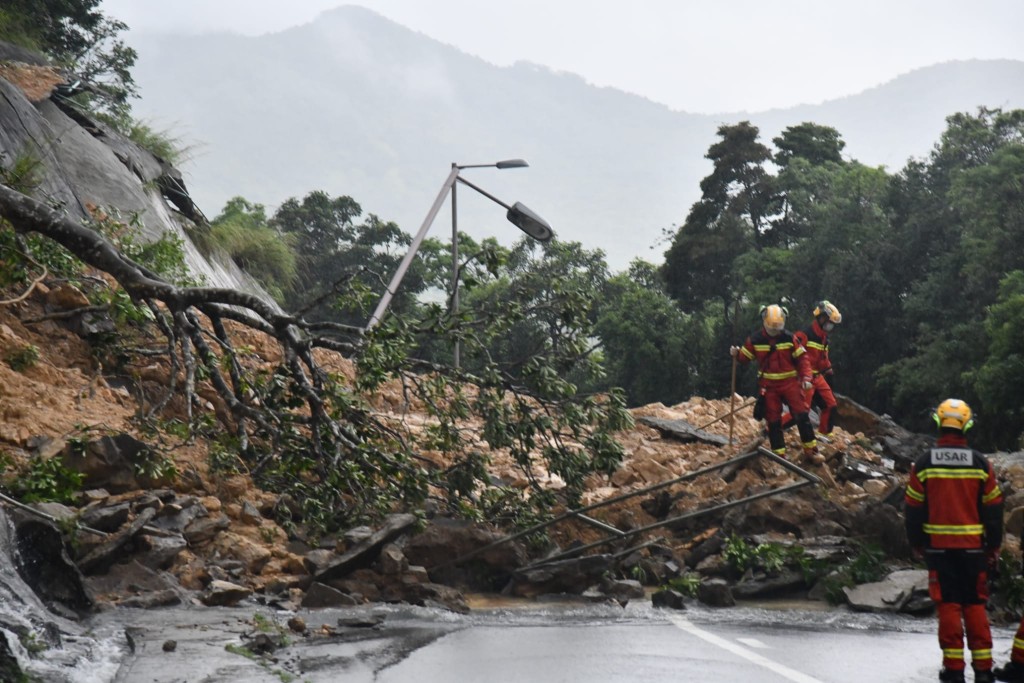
[437,444,821,571]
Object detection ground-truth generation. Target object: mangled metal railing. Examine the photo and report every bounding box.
[438,443,822,571]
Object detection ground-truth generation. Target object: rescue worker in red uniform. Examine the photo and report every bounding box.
[781,301,842,438]
[904,398,1003,683]
[996,611,1024,681]
[730,304,820,463]
[996,586,1024,681]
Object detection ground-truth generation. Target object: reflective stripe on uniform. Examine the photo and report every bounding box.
[905,487,926,503]
[922,523,984,535]
[983,486,1003,503]
[916,468,988,482]
[971,648,992,661]
[942,647,964,659]
[741,347,755,360]
[758,370,797,380]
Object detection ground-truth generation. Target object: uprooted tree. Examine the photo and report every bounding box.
[0,182,632,538]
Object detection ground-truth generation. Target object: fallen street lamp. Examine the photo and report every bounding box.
[365,160,554,368]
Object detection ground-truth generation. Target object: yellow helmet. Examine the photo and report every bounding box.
[932,398,974,432]
[813,300,842,324]
[760,304,787,335]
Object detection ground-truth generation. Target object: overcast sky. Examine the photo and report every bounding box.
[100,0,1024,113]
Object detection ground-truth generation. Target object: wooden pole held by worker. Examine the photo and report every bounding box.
[729,354,738,449]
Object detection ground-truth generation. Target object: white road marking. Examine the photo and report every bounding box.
[668,615,824,683]
[737,637,769,649]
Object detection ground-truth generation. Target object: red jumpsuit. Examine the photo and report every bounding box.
[783,319,838,435]
[904,433,1003,675]
[736,325,817,457]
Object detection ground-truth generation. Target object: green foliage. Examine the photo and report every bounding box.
[994,550,1024,616]
[773,122,846,168]
[131,448,178,483]
[4,343,39,372]
[664,572,701,597]
[818,543,888,605]
[593,263,714,406]
[1,1,138,125]
[92,208,197,286]
[649,107,1024,448]
[273,190,416,325]
[0,227,83,289]
[971,271,1024,446]
[7,457,84,504]
[126,121,190,165]
[203,197,297,298]
[722,534,792,574]
[1,0,101,57]
[0,149,44,195]
[721,534,824,582]
[476,487,551,549]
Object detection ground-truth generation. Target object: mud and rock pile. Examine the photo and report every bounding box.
[0,279,989,617]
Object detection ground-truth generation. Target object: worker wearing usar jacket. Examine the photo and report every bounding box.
[904,398,1003,683]
[730,304,820,463]
[782,301,842,438]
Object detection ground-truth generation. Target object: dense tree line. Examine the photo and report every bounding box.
[653,109,1024,449]
[217,108,1024,453]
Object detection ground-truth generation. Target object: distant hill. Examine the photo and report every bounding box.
[126,5,1024,271]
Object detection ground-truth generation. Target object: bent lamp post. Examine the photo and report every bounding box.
[365,160,553,368]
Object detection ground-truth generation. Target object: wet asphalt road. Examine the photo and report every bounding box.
[99,600,1018,683]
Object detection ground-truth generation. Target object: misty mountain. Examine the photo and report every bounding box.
[127,5,1024,271]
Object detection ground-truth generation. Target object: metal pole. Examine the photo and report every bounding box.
[366,166,460,330]
[451,165,460,368]
[456,175,513,210]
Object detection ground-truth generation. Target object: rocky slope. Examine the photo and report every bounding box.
[5,39,1024,681]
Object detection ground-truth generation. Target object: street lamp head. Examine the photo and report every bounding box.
[507,201,553,242]
[495,158,529,169]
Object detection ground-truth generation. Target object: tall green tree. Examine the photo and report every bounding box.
[877,109,1024,440]
[272,191,418,327]
[971,271,1024,448]
[773,122,846,169]
[594,260,713,406]
[1,0,138,124]
[662,122,776,315]
[458,238,609,381]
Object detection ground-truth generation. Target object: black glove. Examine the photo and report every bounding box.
[986,547,1001,581]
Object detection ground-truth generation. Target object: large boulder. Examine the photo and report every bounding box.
[403,517,528,591]
[505,554,613,598]
[844,569,930,613]
[9,510,93,616]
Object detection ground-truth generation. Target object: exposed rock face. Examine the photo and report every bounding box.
[9,511,93,616]
[0,42,273,301]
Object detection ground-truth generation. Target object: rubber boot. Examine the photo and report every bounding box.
[995,661,1024,682]
[976,668,996,683]
[938,668,965,682]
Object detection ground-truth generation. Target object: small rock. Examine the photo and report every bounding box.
[162,640,177,652]
[651,589,687,610]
